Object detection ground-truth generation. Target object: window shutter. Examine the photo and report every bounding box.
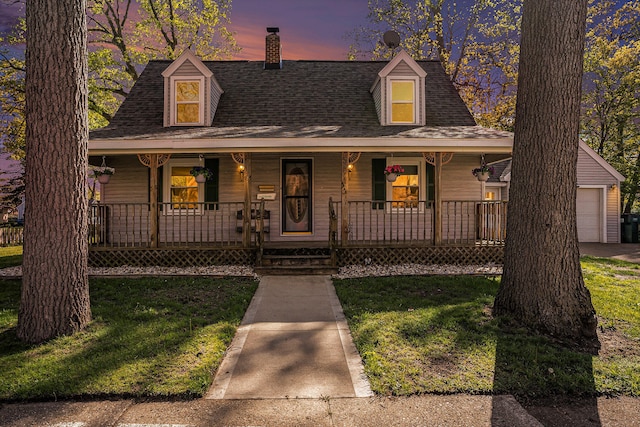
[372,158,386,209]
[204,158,219,210]
[426,163,435,202]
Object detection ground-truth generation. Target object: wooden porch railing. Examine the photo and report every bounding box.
[88,201,263,249]
[0,226,24,246]
[329,199,507,246]
[88,199,507,249]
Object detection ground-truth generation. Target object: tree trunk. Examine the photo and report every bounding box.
[494,0,599,349]
[17,0,91,343]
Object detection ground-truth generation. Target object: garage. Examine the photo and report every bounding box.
[576,188,602,242]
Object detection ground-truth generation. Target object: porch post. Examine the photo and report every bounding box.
[434,152,443,245]
[341,152,349,246]
[149,154,159,248]
[242,153,252,248]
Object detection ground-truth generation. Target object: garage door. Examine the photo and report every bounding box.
[577,188,601,242]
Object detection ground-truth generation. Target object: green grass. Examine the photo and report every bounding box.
[335,258,640,398]
[0,246,22,269]
[0,276,257,400]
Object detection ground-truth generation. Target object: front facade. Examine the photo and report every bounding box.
[87,30,620,266]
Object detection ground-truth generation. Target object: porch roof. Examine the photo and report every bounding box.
[89,126,513,155]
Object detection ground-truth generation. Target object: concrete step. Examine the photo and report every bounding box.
[261,254,333,267]
[254,265,339,276]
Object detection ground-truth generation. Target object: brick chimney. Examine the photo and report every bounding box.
[265,27,281,69]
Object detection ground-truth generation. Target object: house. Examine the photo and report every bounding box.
[87,28,621,268]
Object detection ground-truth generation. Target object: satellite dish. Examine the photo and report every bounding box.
[383,30,401,49]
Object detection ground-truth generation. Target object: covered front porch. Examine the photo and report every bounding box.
[88,130,513,267]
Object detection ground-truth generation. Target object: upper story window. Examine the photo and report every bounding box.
[171,77,205,125]
[390,80,416,124]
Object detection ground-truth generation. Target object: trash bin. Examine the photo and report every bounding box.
[621,214,640,243]
[622,214,633,243]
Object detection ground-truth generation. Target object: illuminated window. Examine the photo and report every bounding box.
[172,78,204,125]
[163,159,204,212]
[391,165,419,208]
[390,81,415,123]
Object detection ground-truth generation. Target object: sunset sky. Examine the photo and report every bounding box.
[0,0,371,60]
[0,0,373,181]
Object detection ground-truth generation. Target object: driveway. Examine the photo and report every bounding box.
[579,243,640,263]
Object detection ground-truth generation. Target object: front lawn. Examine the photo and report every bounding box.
[0,246,22,269]
[0,276,257,400]
[335,258,640,398]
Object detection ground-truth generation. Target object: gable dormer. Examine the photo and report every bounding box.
[370,50,427,126]
[162,50,223,127]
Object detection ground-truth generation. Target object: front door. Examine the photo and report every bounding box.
[282,159,312,233]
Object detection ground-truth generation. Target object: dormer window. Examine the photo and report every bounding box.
[172,77,204,125]
[162,50,223,128]
[390,79,418,124]
[370,50,427,126]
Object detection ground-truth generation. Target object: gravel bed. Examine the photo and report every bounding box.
[0,265,258,278]
[333,263,502,279]
[1,264,502,279]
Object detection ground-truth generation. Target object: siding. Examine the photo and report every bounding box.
[173,60,200,76]
[388,61,416,76]
[371,79,382,123]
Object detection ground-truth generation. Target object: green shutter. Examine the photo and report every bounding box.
[205,158,219,210]
[426,163,435,202]
[372,158,386,210]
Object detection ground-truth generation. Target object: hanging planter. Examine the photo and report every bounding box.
[472,164,494,182]
[190,166,213,183]
[97,174,112,184]
[384,165,404,183]
[91,157,115,185]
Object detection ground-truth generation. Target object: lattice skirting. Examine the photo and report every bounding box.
[335,245,504,266]
[89,248,255,268]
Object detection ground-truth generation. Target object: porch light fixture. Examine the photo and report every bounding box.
[347,164,354,172]
[239,164,245,175]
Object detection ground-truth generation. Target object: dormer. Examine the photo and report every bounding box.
[370,50,427,126]
[162,50,223,127]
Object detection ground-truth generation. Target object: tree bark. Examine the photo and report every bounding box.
[17,0,91,343]
[494,0,599,349]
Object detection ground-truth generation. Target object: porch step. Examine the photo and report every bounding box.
[260,254,333,267]
[254,265,339,276]
[256,252,337,275]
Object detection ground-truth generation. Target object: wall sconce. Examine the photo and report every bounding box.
[239,164,245,176]
[347,164,354,172]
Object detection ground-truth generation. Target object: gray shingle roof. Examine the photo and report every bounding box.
[90,60,479,141]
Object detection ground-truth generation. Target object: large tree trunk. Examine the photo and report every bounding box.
[494,0,599,348]
[17,0,91,343]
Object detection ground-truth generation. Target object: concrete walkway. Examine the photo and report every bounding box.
[206,275,372,399]
[580,242,640,263]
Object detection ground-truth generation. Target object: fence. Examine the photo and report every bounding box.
[88,201,263,248]
[0,226,24,246]
[329,200,507,246]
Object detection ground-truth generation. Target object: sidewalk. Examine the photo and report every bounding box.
[0,395,549,426]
